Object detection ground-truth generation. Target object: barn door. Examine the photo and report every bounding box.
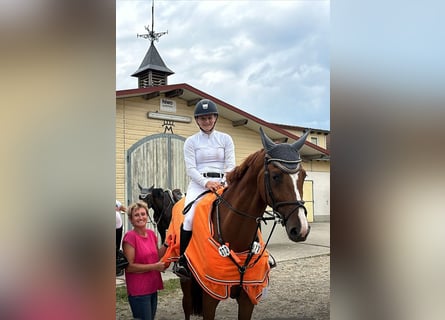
[126,133,189,206]
[303,180,314,222]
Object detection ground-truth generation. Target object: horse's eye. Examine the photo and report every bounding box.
[272,173,282,182]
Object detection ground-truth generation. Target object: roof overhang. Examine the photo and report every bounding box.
[116,83,330,160]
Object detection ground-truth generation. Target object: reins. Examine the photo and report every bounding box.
[145,189,176,227]
[157,189,175,225]
[209,154,308,293]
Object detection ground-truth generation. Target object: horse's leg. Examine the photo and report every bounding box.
[159,226,166,245]
[202,291,220,320]
[180,280,192,320]
[236,289,255,320]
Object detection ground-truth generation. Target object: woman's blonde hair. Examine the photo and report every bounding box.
[127,201,149,219]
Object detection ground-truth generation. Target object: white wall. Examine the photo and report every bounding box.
[309,171,330,220]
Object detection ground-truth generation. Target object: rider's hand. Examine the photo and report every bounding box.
[205,181,222,192]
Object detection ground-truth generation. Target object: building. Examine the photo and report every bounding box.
[116,12,330,240]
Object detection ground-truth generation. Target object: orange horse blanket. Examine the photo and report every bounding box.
[161,190,270,305]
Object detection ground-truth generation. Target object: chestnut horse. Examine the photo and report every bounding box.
[162,127,311,320]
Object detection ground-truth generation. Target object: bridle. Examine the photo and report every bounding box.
[140,189,175,226]
[210,153,308,289]
[263,155,308,226]
[213,154,307,229]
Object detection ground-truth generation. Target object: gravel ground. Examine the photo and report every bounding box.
[116,254,330,320]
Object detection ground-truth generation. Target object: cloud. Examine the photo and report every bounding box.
[116,0,330,130]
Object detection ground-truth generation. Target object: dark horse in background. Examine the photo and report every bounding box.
[161,127,311,320]
[138,184,183,244]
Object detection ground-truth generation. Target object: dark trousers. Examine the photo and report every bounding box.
[128,292,158,320]
[116,226,123,251]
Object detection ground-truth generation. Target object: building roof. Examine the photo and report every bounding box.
[116,83,330,160]
[131,42,174,77]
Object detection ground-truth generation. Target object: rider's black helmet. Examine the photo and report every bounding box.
[194,99,218,118]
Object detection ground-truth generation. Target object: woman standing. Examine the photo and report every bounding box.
[116,200,128,276]
[123,201,167,320]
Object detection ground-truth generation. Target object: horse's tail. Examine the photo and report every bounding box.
[191,277,203,315]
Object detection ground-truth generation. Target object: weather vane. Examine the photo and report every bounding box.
[137,0,168,43]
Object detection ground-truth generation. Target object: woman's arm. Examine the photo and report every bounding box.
[158,243,167,259]
[224,134,236,173]
[123,243,166,273]
[184,137,208,187]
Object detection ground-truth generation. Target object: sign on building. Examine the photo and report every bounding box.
[160,98,176,113]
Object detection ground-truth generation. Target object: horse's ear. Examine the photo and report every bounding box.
[259,127,276,152]
[291,129,311,151]
[148,185,154,192]
[138,182,143,191]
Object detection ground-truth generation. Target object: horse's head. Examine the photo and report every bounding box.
[137,183,167,213]
[259,127,311,242]
[138,183,155,207]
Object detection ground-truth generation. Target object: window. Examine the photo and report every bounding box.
[310,137,318,145]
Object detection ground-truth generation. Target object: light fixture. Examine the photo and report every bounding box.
[147,111,192,123]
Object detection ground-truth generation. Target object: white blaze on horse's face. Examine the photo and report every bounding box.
[289,172,309,238]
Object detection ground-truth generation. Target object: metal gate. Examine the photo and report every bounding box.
[126,133,189,206]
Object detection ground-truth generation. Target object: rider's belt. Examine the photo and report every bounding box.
[202,172,224,178]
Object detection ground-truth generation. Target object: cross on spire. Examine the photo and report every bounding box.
[137,0,168,43]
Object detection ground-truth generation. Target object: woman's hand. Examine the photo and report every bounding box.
[205,181,222,192]
[152,261,167,272]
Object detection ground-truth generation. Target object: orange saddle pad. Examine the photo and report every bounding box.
[161,190,270,304]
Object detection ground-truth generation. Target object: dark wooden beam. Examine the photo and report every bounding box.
[232,119,248,127]
[142,92,160,100]
[165,89,183,98]
[187,98,201,106]
[273,137,288,143]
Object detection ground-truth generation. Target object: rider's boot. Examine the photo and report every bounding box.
[174,224,193,279]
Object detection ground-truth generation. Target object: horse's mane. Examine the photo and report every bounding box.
[226,149,264,184]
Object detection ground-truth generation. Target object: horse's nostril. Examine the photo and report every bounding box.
[289,227,299,237]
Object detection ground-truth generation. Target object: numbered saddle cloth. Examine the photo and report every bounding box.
[163,189,270,304]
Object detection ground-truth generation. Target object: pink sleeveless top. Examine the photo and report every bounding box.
[123,229,164,296]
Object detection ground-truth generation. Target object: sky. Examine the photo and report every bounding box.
[116,0,330,130]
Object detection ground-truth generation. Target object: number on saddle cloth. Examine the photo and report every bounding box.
[251,241,261,254]
[218,244,230,257]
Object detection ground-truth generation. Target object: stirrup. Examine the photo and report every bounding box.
[268,254,277,269]
[173,263,191,280]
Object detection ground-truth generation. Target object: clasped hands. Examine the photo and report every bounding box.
[205,181,223,192]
